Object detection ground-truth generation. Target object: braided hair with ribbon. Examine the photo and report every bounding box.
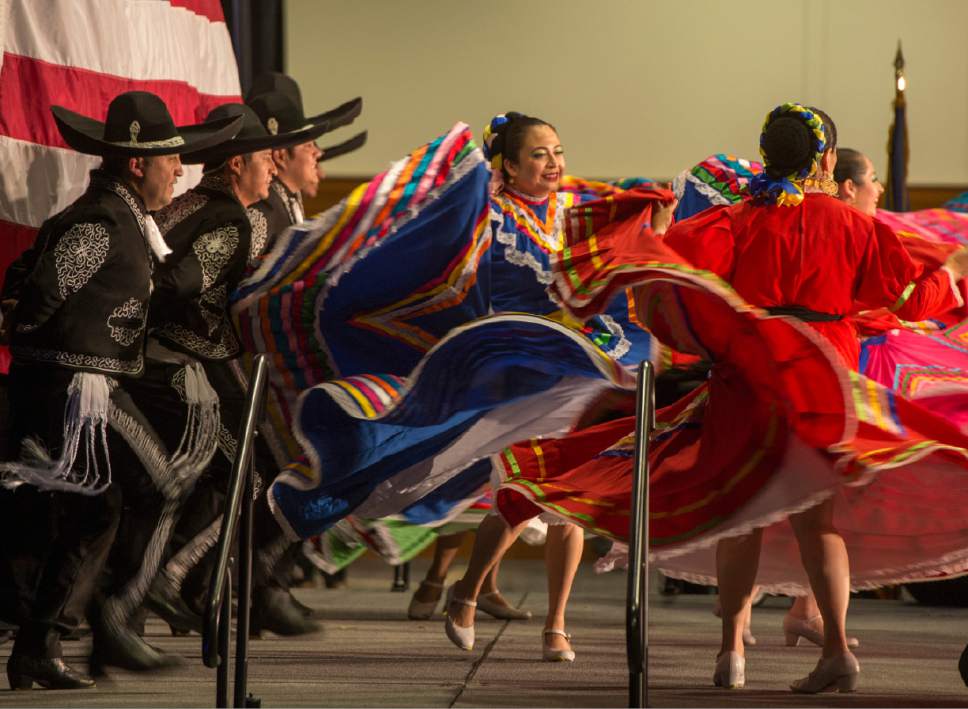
[748,102,830,207]
[482,111,555,195]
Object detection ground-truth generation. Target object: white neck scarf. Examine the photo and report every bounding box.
[144,214,172,262]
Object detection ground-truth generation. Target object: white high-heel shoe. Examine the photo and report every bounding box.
[713,651,745,689]
[542,629,575,662]
[444,589,476,651]
[790,652,860,693]
[478,591,532,620]
[407,580,444,620]
[783,614,860,648]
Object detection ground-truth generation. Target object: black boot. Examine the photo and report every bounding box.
[145,574,203,635]
[7,654,95,690]
[288,591,316,619]
[250,586,320,637]
[90,614,185,675]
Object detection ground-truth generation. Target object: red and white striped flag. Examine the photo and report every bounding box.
[0,0,242,370]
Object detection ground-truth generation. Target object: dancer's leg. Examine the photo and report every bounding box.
[481,560,500,595]
[543,522,582,652]
[789,593,820,619]
[449,515,528,627]
[787,498,850,658]
[716,529,763,657]
[413,532,464,605]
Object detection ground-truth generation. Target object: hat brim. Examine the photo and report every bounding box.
[181,122,326,166]
[319,131,367,162]
[309,97,362,135]
[51,106,243,161]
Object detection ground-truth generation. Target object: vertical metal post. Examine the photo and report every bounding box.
[203,354,269,706]
[234,457,255,709]
[627,360,655,708]
[391,562,410,591]
[216,574,232,708]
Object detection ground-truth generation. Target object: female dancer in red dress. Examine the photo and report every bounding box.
[496,103,968,692]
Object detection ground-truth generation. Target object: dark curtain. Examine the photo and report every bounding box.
[221,0,285,96]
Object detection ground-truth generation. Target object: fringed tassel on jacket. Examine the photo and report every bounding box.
[0,372,114,494]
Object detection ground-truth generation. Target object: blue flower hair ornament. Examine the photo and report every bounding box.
[482,113,510,171]
[748,102,827,207]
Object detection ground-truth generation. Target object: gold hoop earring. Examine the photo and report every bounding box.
[818,174,838,197]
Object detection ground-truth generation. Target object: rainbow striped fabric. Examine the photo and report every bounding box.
[672,154,763,221]
[232,123,491,464]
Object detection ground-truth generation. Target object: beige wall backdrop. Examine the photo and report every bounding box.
[286,0,968,185]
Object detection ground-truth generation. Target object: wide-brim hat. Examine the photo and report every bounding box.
[51,91,242,162]
[248,91,362,146]
[181,103,317,166]
[246,71,363,136]
[319,130,367,162]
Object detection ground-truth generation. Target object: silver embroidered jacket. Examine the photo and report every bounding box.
[247,178,303,257]
[150,173,252,361]
[4,171,153,375]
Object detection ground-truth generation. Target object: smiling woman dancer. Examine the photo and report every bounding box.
[442,112,675,663]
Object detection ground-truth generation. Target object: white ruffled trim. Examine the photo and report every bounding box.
[491,193,567,286]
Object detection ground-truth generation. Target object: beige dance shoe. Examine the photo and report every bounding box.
[542,629,575,662]
[790,651,860,693]
[477,591,532,620]
[407,580,444,620]
[444,588,476,651]
[783,614,859,648]
[713,651,745,689]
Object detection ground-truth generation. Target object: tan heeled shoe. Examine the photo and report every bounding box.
[478,591,532,620]
[542,629,575,662]
[713,651,745,689]
[790,651,860,693]
[444,588,476,651]
[783,614,859,648]
[407,579,444,620]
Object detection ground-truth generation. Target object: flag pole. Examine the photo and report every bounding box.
[885,40,909,211]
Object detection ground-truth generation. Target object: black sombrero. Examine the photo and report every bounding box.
[182,103,319,166]
[319,130,368,162]
[246,91,333,145]
[246,71,363,141]
[51,91,242,163]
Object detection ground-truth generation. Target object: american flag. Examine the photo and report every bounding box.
[0,0,242,370]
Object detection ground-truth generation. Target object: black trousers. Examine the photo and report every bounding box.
[125,354,288,608]
[4,363,169,658]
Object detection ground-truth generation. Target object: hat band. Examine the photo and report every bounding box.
[267,119,315,136]
[107,135,186,149]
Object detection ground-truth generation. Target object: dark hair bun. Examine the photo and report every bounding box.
[761,115,813,174]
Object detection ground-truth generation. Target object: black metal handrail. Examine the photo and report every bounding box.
[626,361,655,708]
[203,353,269,708]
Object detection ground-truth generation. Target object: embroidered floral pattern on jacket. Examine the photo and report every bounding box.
[246,207,269,259]
[200,284,228,335]
[10,345,143,375]
[108,297,147,346]
[156,322,238,360]
[193,226,240,290]
[156,191,210,235]
[54,223,110,299]
[105,180,148,233]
